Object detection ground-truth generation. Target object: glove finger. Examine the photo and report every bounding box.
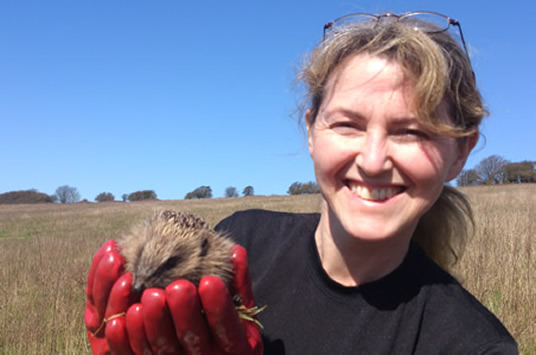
[93,249,125,323]
[87,240,118,302]
[85,299,102,336]
[165,280,213,354]
[229,245,264,355]
[142,288,183,354]
[86,241,124,334]
[199,276,251,355]
[105,272,134,318]
[105,316,133,354]
[230,245,254,308]
[126,304,152,355]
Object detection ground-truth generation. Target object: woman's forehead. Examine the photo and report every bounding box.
[330,54,412,90]
[322,54,415,107]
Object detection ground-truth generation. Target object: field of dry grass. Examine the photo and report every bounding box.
[456,184,535,353]
[0,186,534,353]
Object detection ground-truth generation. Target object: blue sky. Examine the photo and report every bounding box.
[1,0,535,200]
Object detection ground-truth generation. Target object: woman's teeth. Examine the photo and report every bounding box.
[350,184,402,201]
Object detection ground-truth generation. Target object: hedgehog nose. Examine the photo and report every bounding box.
[132,282,145,296]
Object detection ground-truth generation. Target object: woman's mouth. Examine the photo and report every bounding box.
[347,182,405,201]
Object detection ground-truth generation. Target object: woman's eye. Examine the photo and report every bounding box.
[331,122,362,133]
[401,129,429,139]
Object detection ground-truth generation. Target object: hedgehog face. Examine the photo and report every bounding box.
[120,210,234,297]
[129,215,209,293]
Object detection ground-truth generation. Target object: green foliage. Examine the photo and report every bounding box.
[225,187,239,198]
[128,190,157,201]
[242,185,255,196]
[0,189,55,204]
[55,185,81,204]
[503,161,536,183]
[95,192,115,202]
[185,186,212,199]
[287,181,320,195]
[121,194,128,202]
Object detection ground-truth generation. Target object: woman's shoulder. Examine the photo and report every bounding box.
[217,208,319,224]
[214,209,319,284]
[403,245,518,353]
[215,209,319,239]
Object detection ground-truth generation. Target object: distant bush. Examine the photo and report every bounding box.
[128,190,157,201]
[287,181,320,195]
[242,185,255,196]
[0,189,56,204]
[95,192,115,202]
[504,161,536,183]
[225,187,239,198]
[185,186,212,199]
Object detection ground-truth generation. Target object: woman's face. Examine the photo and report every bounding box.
[307,54,471,244]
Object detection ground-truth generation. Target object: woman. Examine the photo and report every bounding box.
[85,11,517,354]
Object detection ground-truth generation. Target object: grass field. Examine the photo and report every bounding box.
[0,185,534,353]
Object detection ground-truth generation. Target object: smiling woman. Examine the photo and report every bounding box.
[306,54,471,285]
[302,11,484,271]
[84,11,518,354]
[219,11,516,353]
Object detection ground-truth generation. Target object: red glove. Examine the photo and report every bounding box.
[85,240,134,354]
[85,241,263,355]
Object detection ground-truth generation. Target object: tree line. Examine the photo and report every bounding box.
[457,155,535,186]
[0,186,82,204]
[1,156,532,205]
[0,181,321,205]
[0,186,156,205]
[184,185,256,199]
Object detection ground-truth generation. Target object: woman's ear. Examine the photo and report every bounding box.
[446,132,479,181]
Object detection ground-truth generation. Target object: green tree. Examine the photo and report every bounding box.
[128,190,157,201]
[95,192,115,202]
[242,185,255,196]
[225,187,239,198]
[185,186,212,199]
[287,181,320,195]
[504,161,536,183]
[0,189,55,204]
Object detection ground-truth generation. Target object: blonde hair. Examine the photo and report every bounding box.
[299,20,484,270]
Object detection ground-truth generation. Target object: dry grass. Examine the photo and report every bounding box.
[456,184,536,353]
[0,187,533,353]
[0,195,322,354]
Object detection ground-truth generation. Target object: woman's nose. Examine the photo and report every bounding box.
[355,132,393,175]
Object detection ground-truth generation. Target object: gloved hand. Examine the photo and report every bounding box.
[85,240,263,355]
[85,240,134,354]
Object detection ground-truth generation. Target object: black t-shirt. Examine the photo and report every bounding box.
[215,209,517,354]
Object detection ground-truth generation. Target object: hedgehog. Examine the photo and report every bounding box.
[119,210,236,294]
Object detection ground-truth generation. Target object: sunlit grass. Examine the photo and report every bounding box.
[0,187,533,353]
